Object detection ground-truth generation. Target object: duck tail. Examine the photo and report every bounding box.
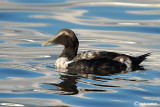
[134,53,151,65]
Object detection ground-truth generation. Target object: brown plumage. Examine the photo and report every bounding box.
[42,29,151,72]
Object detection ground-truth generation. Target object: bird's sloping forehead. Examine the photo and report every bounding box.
[57,29,75,38]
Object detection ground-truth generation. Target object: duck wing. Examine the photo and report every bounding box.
[68,58,127,73]
[73,51,151,66]
[73,50,120,61]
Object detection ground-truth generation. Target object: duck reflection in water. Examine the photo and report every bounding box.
[43,74,79,95]
[41,65,145,95]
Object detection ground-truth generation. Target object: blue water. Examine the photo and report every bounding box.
[0,0,160,107]
[90,44,119,47]
[0,68,44,79]
[0,59,12,62]
[17,43,42,47]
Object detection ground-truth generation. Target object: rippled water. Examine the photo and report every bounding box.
[0,0,160,107]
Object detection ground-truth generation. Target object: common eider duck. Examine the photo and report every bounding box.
[42,29,150,72]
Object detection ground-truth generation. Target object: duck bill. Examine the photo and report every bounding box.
[42,36,57,46]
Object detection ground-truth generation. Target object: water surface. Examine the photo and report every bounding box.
[0,0,160,107]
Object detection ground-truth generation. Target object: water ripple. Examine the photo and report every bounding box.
[0,0,160,107]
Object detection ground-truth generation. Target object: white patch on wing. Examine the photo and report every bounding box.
[113,56,132,70]
[124,58,132,68]
[81,52,87,59]
[55,57,73,69]
[73,50,101,61]
[119,58,124,62]
[119,57,132,68]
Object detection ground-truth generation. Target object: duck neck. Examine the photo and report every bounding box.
[60,46,78,60]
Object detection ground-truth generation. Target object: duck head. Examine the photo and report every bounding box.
[42,29,79,59]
